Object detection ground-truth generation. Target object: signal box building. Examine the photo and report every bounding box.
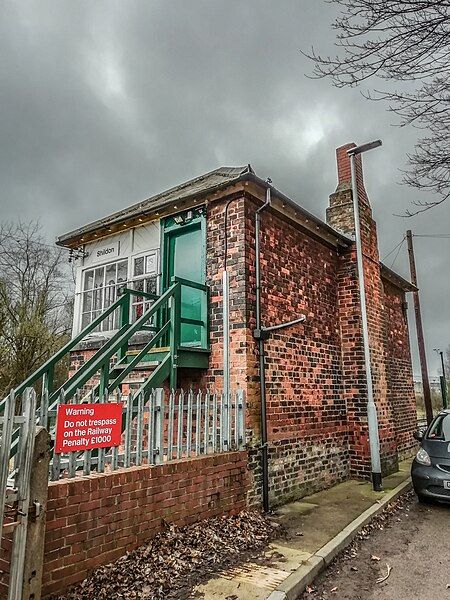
[57,143,417,506]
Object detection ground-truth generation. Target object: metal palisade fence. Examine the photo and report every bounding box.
[0,388,37,600]
[50,388,246,480]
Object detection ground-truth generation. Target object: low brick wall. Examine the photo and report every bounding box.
[42,451,248,597]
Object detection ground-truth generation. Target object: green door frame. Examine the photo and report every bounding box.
[161,208,207,348]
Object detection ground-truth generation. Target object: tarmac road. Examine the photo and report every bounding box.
[301,494,450,600]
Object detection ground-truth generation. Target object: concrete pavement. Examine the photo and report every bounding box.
[193,460,412,599]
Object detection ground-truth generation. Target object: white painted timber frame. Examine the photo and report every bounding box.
[72,222,161,337]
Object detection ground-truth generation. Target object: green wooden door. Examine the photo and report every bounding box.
[168,226,203,346]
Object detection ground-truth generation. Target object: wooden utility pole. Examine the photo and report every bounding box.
[406,230,433,424]
[436,349,448,410]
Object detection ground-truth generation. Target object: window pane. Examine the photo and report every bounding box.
[172,229,202,283]
[134,257,144,277]
[92,310,101,331]
[84,270,94,290]
[170,228,203,346]
[93,288,103,311]
[428,414,450,441]
[94,267,104,288]
[117,260,128,283]
[105,263,116,285]
[82,291,93,312]
[145,277,157,295]
[145,252,157,275]
[80,260,128,332]
[104,284,116,308]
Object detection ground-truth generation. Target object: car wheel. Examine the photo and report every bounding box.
[416,493,433,505]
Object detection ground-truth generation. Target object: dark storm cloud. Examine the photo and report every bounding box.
[1,0,448,373]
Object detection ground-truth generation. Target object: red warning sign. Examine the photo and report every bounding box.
[55,403,123,453]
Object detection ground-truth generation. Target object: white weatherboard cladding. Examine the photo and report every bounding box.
[133,222,160,256]
[72,221,161,336]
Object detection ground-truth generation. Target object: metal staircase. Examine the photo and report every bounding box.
[0,277,210,458]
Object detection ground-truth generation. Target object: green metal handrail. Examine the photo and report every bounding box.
[1,276,210,460]
[171,276,208,292]
[0,293,129,415]
[55,283,179,404]
[120,288,159,301]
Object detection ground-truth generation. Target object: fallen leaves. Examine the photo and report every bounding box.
[54,510,277,600]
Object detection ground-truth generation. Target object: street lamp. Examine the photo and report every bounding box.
[347,140,383,492]
[433,348,448,409]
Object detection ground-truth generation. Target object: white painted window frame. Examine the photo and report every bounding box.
[73,247,160,338]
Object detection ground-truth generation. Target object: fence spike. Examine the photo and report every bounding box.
[176,390,184,460]
[0,390,16,541]
[153,388,164,465]
[212,391,218,453]
[147,389,155,464]
[8,388,37,600]
[136,392,144,466]
[168,390,175,460]
[98,388,107,473]
[186,389,193,458]
[124,391,133,468]
[195,391,201,455]
[51,390,64,481]
[204,391,210,455]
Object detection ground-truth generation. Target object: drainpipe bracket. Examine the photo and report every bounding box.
[253,328,270,341]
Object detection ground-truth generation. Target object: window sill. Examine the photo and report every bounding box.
[72,330,154,352]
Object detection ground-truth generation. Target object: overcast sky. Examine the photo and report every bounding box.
[1,0,448,375]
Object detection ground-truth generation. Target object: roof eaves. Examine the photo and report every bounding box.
[245,172,352,248]
[380,262,417,292]
[56,165,252,246]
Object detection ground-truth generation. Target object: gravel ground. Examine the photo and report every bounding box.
[300,492,450,600]
[54,510,278,600]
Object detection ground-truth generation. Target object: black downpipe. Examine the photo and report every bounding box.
[255,185,271,512]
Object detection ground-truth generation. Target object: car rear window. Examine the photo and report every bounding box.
[427,414,450,441]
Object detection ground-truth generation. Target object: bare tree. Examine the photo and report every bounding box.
[0,221,73,396]
[305,0,450,215]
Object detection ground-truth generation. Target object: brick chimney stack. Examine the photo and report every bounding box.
[326,143,372,238]
[328,143,397,479]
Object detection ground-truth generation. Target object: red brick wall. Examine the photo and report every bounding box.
[204,196,252,393]
[243,198,350,504]
[41,451,248,597]
[383,279,417,459]
[335,247,377,478]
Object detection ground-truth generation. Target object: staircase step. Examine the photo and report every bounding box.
[126,347,170,356]
[112,361,160,371]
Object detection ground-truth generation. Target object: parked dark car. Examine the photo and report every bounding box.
[411,409,450,503]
